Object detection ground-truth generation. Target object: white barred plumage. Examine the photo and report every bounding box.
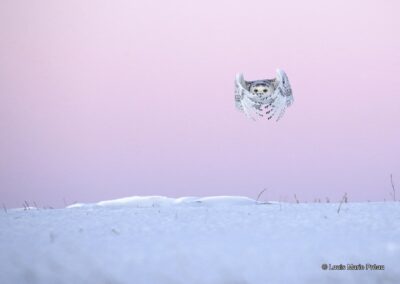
[234,69,293,121]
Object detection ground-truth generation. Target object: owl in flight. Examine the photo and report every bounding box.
[234,69,293,121]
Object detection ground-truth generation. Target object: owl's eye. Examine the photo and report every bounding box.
[263,89,267,93]
[254,88,258,93]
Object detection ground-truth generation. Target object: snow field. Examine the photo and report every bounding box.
[0,196,399,284]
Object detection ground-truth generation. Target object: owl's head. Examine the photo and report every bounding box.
[249,81,274,97]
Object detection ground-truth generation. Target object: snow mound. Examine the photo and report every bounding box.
[67,195,265,209]
[1,201,399,284]
[194,196,261,205]
[10,206,38,212]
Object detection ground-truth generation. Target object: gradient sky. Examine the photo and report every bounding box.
[1,0,399,208]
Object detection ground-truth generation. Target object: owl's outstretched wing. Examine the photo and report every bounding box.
[234,73,246,111]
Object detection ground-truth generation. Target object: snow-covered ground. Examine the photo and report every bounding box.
[0,196,399,284]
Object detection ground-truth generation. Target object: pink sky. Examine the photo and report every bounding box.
[1,0,399,207]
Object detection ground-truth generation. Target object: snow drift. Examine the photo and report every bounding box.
[1,196,399,284]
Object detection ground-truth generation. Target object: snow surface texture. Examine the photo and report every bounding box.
[1,196,399,284]
[234,69,294,121]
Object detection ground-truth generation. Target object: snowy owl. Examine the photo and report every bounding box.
[234,69,293,121]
